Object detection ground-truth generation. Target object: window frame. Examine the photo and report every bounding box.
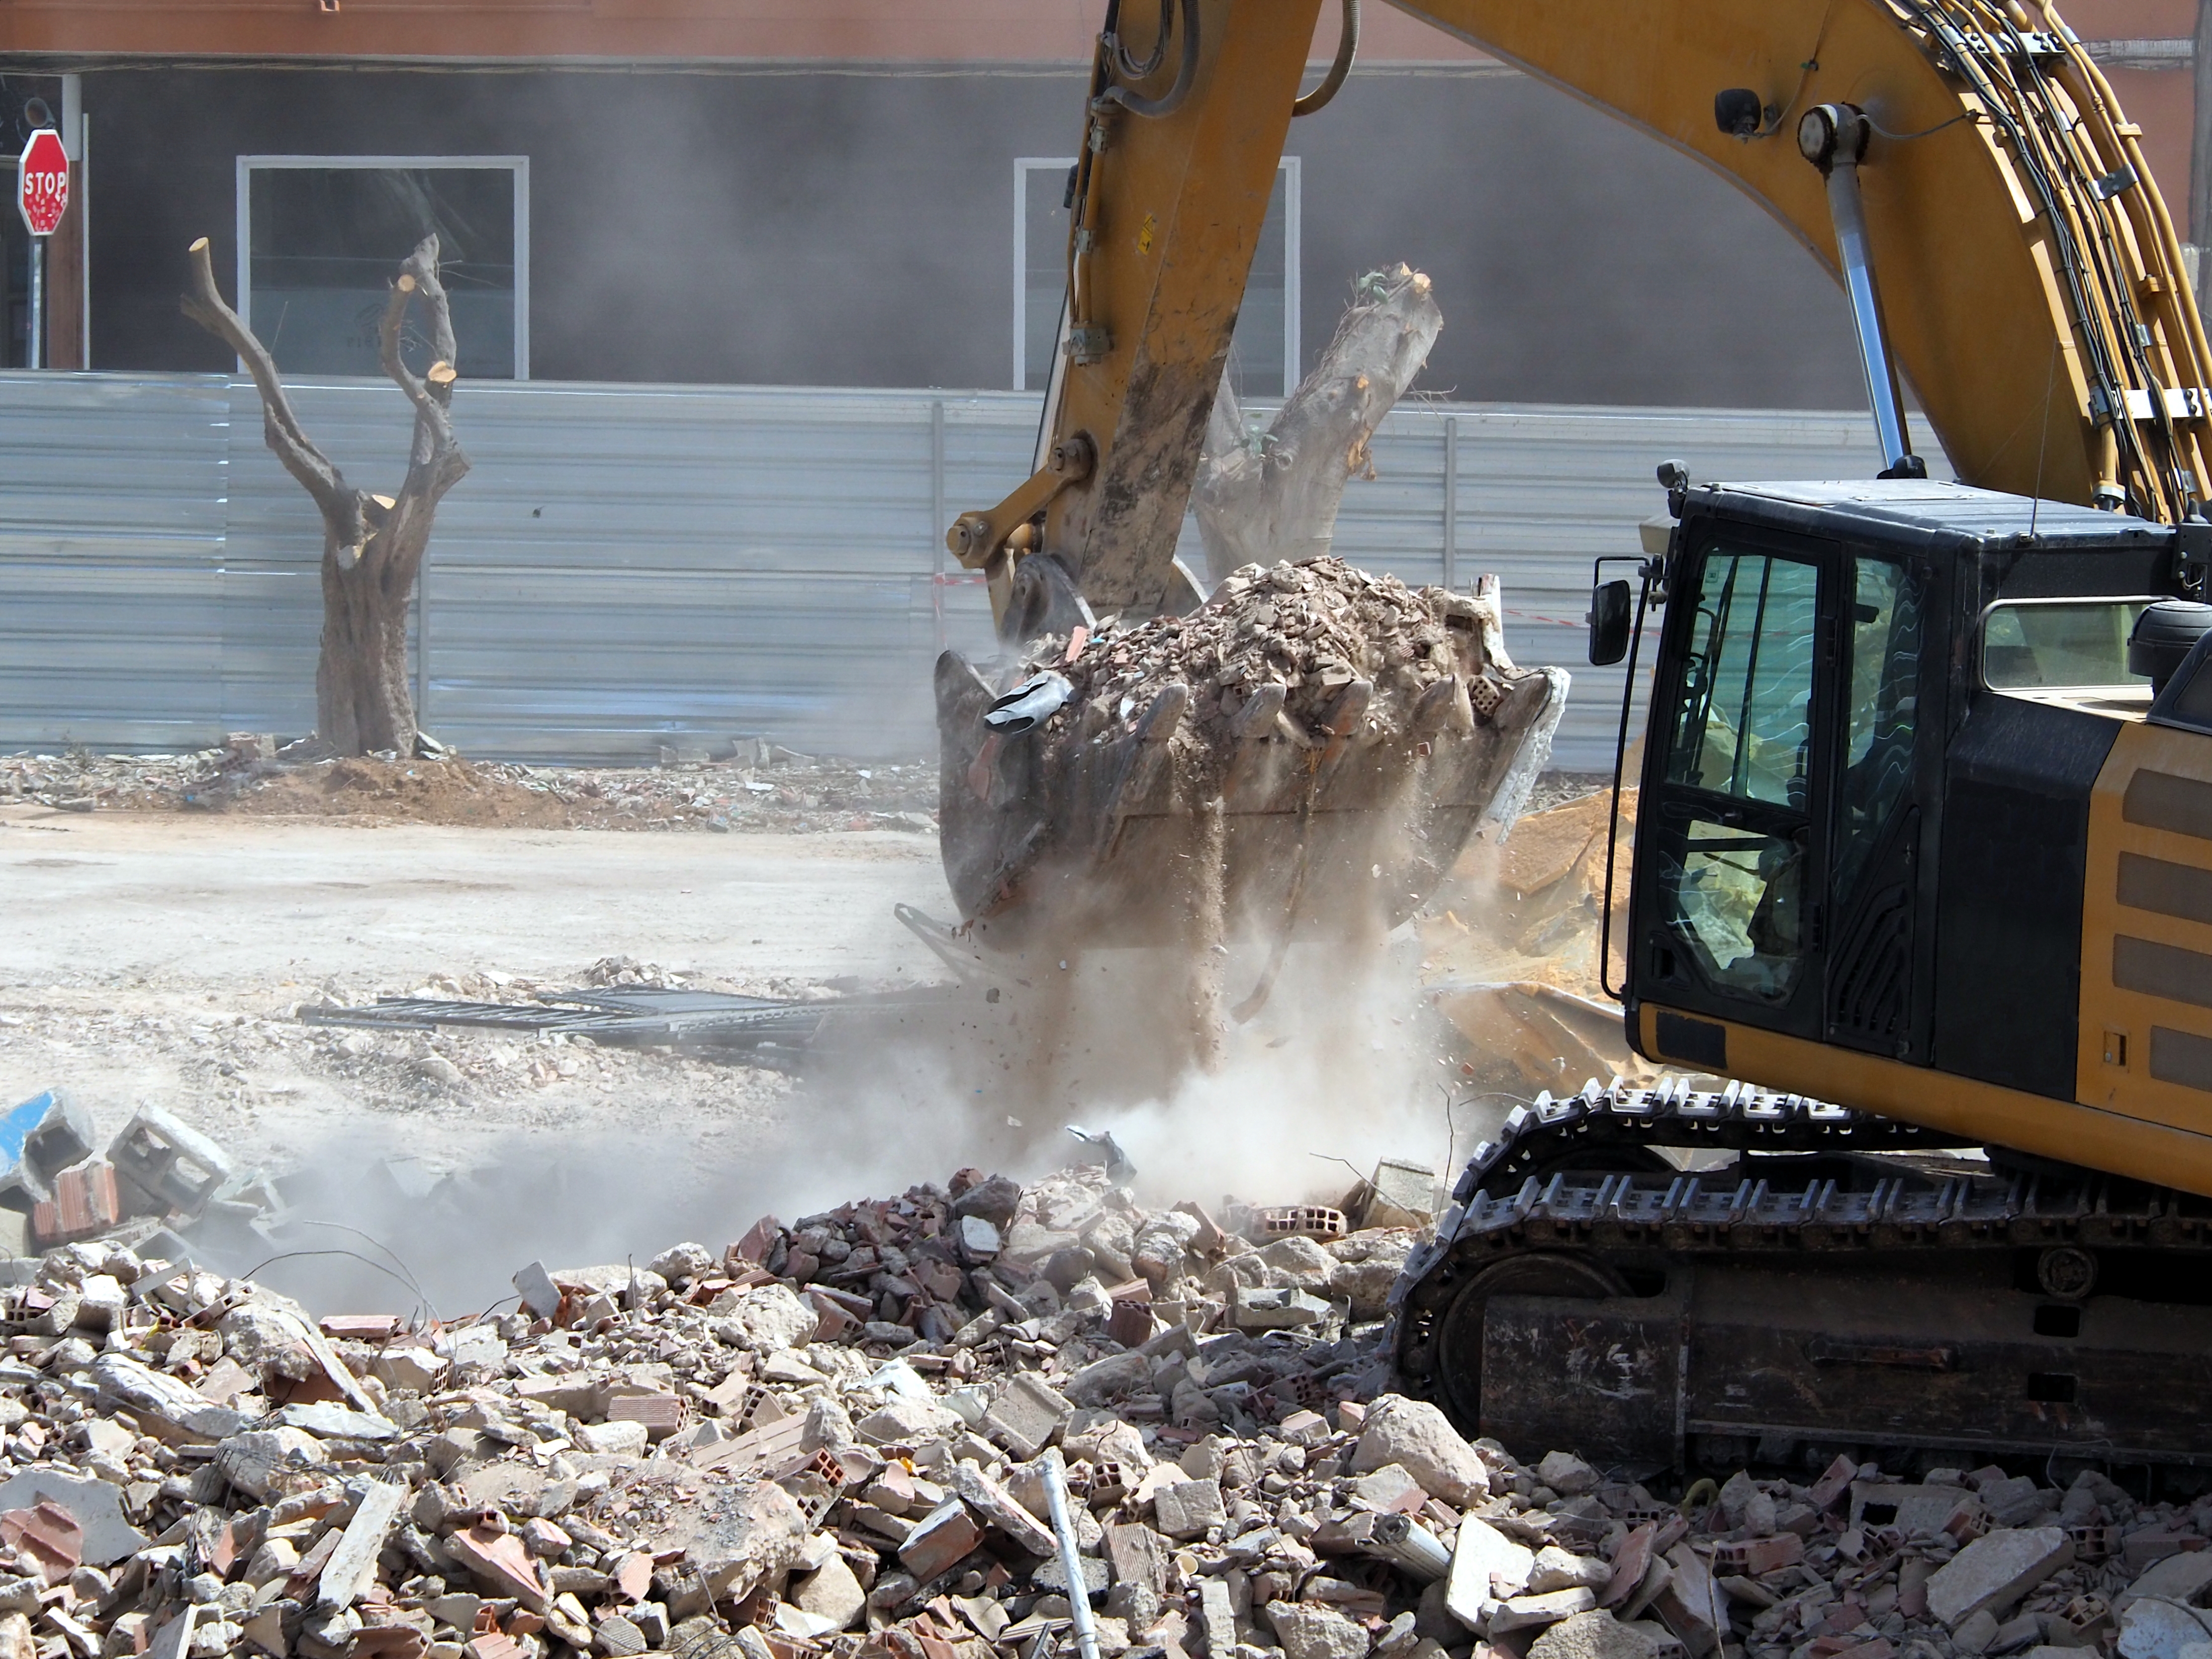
[235,154,531,381]
[1010,154,1299,394]
[1974,593,2163,694]
[1638,524,1843,1031]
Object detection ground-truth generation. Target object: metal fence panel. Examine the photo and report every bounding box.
[0,373,231,751]
[0,372,1933,768]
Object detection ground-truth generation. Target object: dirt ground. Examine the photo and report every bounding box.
[0,803,967,1312]
[0,743,939,833]
[0,761,1616,1319]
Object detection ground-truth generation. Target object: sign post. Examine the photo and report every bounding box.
[16,127,69,370]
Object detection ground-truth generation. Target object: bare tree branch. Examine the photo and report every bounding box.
[179,236,366,555]
[1193,264,1442,585]
[378,234,470,506]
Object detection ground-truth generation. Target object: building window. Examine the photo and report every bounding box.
[1013,155,1299,397]
[237,156,528,379]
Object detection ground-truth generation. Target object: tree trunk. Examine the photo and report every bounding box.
[181,234,468,756]
[1192,263,1444,586]
[318,558,417,755]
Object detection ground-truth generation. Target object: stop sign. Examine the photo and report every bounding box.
[17,129,66,237]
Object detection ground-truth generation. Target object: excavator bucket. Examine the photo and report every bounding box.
[936,557,1565,951]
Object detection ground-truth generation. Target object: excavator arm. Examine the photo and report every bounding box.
[953,0,2212,633]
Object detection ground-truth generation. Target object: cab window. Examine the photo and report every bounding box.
[1657,546,1818,1001]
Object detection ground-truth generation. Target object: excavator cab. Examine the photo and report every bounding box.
[1386,480,2212,1466]
[1606,474,2212,1176]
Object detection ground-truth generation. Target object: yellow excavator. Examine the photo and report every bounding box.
[940,0,2212,1468]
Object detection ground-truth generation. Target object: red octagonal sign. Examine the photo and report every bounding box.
[17,129,67,237]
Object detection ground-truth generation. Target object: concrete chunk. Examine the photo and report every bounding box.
[1928,1528,2074,1629]
[1495,1590,1602,1634]
[1266,1600,1371,1659]
[1537,1451,1599,1497]
[1530,1611,1677,1659]
[855,1396,964,1446]
[898,1499,983,1582]
[216,1428,326,1500]
[105,1103,227,1217]
[792,1554,865,1630]
[981,1374,1073,1459]
[1352,1396,1491,1506]
[1528,1547,1614,1595]
[1152,1476,1226,1541]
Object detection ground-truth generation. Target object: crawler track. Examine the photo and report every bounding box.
[1392,1079,2212,1471]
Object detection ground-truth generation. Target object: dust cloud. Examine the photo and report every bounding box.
[240,924,1471,1322]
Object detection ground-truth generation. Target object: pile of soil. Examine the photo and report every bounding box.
[229,756,571,826]
[0,745,939,833]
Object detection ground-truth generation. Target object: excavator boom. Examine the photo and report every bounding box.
[959,0,2212,625]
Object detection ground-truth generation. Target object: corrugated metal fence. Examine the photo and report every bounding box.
[0,372,1927,769]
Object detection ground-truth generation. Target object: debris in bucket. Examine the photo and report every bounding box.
[0,1156,2193,1659]
[1013,558,1498,775]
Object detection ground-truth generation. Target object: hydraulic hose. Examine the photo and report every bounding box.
[1293,0,1360,117]
[1095,0,1201,119]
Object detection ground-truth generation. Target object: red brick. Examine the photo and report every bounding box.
[31,1162,120,1250]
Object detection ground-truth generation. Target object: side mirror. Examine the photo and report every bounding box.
[1589,579,1633,665]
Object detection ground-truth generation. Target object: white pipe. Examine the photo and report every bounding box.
[1040,1449,1100,1659]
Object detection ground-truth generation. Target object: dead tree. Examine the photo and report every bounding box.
[182,234,470,756]
[1192,263,1443,585]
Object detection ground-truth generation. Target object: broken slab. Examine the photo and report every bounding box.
[2119,1555,2212,1616]
[272,1403,397,1441]
[1232,1285,1333,1330]
[1494,1590,1602,1634]
[1445,1514,1535,1628]
[0,1469,145,1566]
[2119,1599,2212,1659]
[317,1480,404,1610]
[444,1522,552,1614]
[1652,1543,1726,1658]
[950,1462,1057,1558]
[1928,1528,2074,1629]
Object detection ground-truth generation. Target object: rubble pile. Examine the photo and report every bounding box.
[1019,559,1507,761]
[0,743,935,834]
[0,1156,2201,1659]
